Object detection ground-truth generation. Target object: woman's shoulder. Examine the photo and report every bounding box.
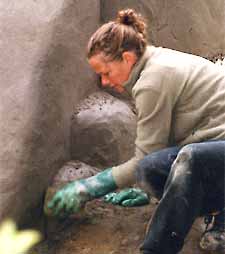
[134,55,176,91]
[132,47,184,96]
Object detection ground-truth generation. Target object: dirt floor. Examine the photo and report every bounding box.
[34,197,212,254]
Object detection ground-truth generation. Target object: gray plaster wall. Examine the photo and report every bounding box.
[1,0,225,226]
[0,0,100,224]
[101,0,225,58]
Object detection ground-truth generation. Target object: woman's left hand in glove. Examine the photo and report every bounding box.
[104,188,150,207]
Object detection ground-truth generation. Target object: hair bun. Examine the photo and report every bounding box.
[117,9,146,37]
[117,9,135,25]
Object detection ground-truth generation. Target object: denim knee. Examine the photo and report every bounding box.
[169,144,195,181]
[164,144,199,197]
[136,148,179,197]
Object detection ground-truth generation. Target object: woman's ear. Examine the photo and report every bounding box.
[122,51,137,67]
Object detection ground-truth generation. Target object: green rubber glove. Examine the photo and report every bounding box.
[47,168,117,217]
[104,188,150,207]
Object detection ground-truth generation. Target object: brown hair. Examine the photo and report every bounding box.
[87,9,147,61]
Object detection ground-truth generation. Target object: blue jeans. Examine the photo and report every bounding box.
[136,140,225,254]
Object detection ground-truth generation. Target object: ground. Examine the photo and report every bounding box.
[35,198,211,254]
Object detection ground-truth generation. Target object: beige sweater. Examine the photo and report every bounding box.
[112,46,225,187]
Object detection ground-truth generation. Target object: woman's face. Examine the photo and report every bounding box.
[88,52,137,93]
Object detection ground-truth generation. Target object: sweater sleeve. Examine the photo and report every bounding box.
[112,75,174,188]
[112,145,145,188]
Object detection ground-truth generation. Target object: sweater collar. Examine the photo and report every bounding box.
[123,46,155,95]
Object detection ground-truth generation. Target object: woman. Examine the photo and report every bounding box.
[48,9,225,253]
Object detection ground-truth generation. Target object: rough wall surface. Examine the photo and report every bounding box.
[1,0,225,226]
[101,0,225,58]
[0,0,100,224]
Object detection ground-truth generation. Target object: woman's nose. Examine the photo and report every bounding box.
[101,76,110,87]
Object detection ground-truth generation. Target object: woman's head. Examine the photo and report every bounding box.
[87,9,147,61]
[87,9,148,92]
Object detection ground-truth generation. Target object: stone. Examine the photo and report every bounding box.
[44,160,100,216]
[43,160,101,237]
[52,160,100,185]
[71,91,137,168]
